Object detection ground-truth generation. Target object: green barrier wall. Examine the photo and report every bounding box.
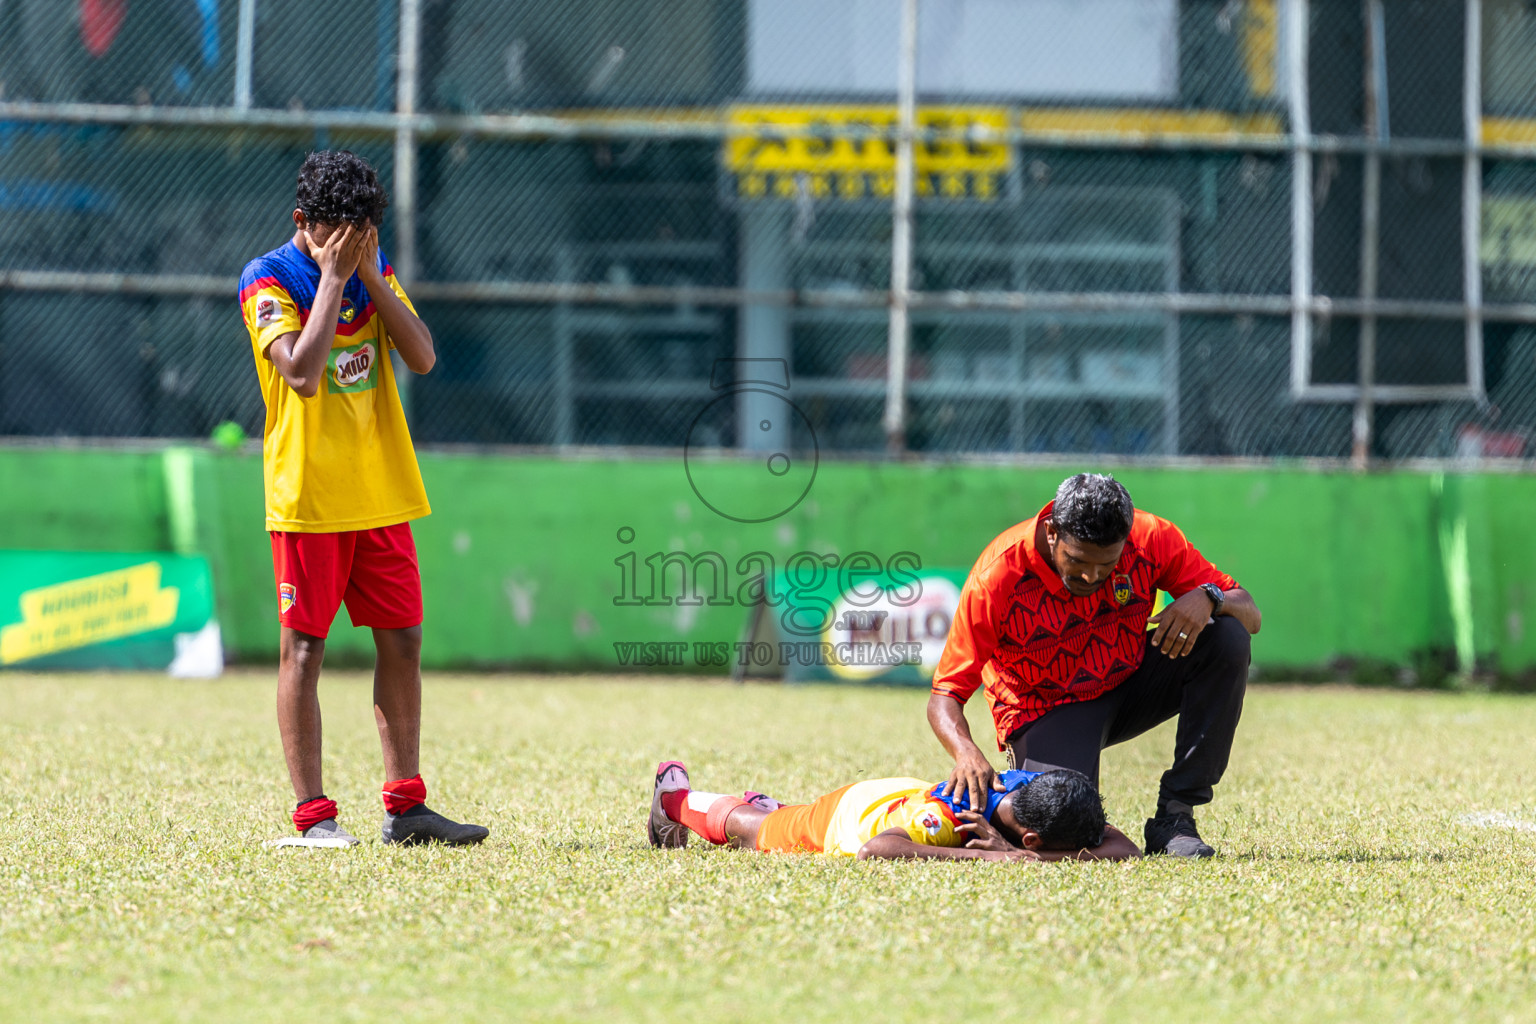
[5,443,1534,675]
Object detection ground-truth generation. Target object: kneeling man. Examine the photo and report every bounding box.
[929,473,1261,858]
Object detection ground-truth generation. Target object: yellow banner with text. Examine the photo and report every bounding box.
[724,105,1012,202]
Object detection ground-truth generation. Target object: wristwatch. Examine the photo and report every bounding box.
[1198,583,1225,616]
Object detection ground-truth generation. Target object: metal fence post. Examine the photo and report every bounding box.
[393,0,421,419]
[1286,0,1314,400]
[1352,0,1387,468]
[1464,0,1485,404]
[883,0,918,455]
[234,0,256,110]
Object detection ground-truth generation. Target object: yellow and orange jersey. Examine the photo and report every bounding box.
[755,777,963,857]
[821,777,963,856]
[756,771,1048,857]
[238,241,430,532]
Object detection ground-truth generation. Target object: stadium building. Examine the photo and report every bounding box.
[2,1,1534,459]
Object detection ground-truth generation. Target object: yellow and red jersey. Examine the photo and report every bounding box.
[822,778,964,856]
[756,778,964,856]
[931,501,1238,747]
[238,241,430,532]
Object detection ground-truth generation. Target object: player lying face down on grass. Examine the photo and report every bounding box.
[238,151,486,847]
[927,472,1262,859]
[646,761,1140,862]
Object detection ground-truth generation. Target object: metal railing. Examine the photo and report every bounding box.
[1,0,1534,461]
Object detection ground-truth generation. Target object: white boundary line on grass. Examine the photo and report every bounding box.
[1457,812,1536,833]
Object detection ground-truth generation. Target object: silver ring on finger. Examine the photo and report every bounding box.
[1177,631,1188,639]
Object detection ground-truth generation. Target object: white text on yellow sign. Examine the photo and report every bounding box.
[726,105,1010,202]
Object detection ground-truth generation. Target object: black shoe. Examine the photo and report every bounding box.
[381,804,489,846]
[1144,813,1216,858]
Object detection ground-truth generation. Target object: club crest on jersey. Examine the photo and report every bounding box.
[255,295,279,325]
[338,297,357,324]
[327,341,378,394]
[1112,574,1133,606]
[919,811,942,836]
[279,583,296,614]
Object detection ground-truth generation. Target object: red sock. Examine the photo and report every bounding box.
[293,795,338,833]
[660,788,690,824]
[383,774,426,815]
[660,789,746,845]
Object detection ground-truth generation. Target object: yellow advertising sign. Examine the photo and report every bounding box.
[1016,108,1283,138]
[725,105,1011,201]
[0,561,180,664]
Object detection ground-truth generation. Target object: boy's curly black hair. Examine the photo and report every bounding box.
[1010,768,1107,850]
[294,150,389,228]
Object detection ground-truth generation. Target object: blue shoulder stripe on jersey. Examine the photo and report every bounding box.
[928,769,1040,819]
[239,241,393,318]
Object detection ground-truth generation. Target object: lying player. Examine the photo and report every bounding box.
[646,761,1140,862]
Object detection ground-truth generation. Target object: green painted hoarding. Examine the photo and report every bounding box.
[2,442,1534,677]
[0,549,217,670]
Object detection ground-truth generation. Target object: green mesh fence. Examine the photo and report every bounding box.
[0,0,1532,461]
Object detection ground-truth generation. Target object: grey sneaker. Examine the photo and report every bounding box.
[381,805,489,846]
[271,817,360,849]
[1144,813,1216,858]
[743,790,783,812]
[648,760,690,849]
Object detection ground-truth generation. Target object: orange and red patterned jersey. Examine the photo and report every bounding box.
[931,501,1238,747]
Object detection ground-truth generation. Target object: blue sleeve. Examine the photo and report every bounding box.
[928,770,1041,818]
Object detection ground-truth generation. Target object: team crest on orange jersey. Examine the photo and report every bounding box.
[338,297,357,323]
[1112,574,1133,606]
[279,583,296,614]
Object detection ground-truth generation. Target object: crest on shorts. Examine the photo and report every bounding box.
[279,582,296,614]
[338,297,357,324]
[1112,574,1133,606]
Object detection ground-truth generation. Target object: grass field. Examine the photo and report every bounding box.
[6,672,1536,1022]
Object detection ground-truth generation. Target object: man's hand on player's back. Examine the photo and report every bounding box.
[928,691,1006,814]
[941,748,1002,818]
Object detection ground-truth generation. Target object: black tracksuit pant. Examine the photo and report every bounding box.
[1004,616,1251,815]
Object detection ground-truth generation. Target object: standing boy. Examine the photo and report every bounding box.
[239,150,486,847]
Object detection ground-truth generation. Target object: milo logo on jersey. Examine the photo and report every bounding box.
[327,341,378,394]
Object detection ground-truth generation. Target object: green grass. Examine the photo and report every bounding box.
[6,672,1536,1022]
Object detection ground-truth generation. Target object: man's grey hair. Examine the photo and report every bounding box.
[1051,473,1135,546]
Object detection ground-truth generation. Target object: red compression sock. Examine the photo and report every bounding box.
[382,774,426,815]
[660,789,747,845]
[293,795,338,833]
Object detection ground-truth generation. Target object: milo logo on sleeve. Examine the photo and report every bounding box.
[327,341,378,394]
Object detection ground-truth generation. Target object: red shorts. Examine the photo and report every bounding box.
[270,523,423,638]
